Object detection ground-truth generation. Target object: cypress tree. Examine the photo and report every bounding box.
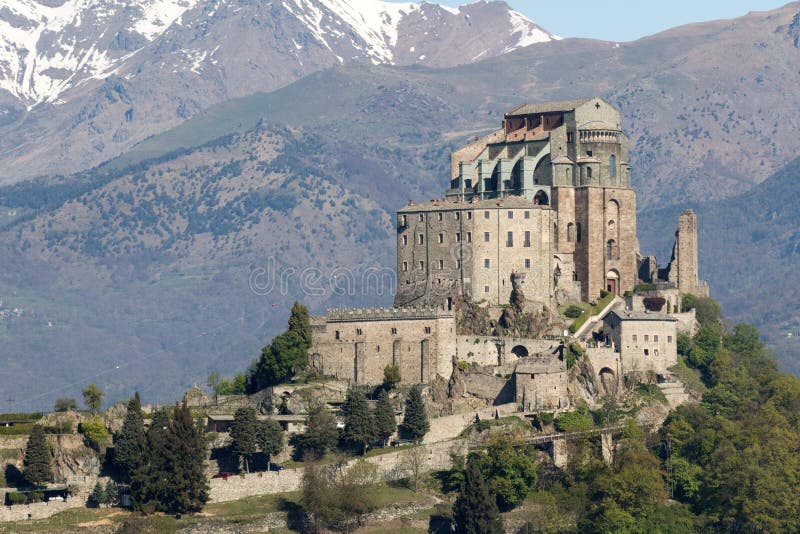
[163,402,209,514]
[453,457,504,534]
[257,418,284,469]
[288,301,312,348]
[342,388,375,455]
[374,389,397,447]
[114,392,146,480]
[131,408,171,511]
[230,406,259,473]
[23,424,53,487]
[401,385,429,442]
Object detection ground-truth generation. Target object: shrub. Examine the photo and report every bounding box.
[79,418,110,451]
[7,492,26,505]
[564,305,583,319]
[554,409,595,432]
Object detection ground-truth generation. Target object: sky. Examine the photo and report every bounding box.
[390,0,791,42]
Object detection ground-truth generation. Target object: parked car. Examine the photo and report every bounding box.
[268,463,285,472]
[212,471,233,480]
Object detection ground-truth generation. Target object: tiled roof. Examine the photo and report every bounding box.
[506,98,593,117]
[398,195,551,212]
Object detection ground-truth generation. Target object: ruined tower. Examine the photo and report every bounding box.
[667,209,706,296]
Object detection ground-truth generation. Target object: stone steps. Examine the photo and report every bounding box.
[657,380,690,408]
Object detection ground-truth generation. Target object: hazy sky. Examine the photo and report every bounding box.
[390,1,791,42]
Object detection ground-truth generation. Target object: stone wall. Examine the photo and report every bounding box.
[455,336,560,367]
[0,497,85,522]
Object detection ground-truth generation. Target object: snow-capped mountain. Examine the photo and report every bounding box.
[0,0,557,107]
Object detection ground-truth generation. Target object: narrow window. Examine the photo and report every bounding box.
[644,335,649,342]
[484,210,490,219]
[567,131,574,143]
[467,232,472,243]
[418,213,424,222]
[484,232,490,242]
[644,348,649,356]
[419,260,425,270]
[587,166,593,179]
[391,328,397,335]
[418,234,424,245]
[438,233,444,244]
[524,231,531,247]
[467,212,472,220]
[484,259,490,268]
[424,326,431,334]
[524,211,530,219]
[335,330,340,340]
[457,259,462,269]
[401,215,407,226]
[654,335,659,342]
[438,259,444,270]
[632,334,638,342]
[609,154,616,178]
[567,223,574,243]
[402,261,408,272]
[506,231,513,247]
[525,259,531,269]
[508,211,513,219]
[402,235,408,246]
[484,285,490,293]
[668,336,673,343]
[356,328,363,335]
[576,223,582,243]
[455,212,460,220]
[437,212,443,221]
[456,233,461,242]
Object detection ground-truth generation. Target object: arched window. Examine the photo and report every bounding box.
[567,223,574,242]
[586,166,593,179]
[606,239,617,260]
[609,154,616,178]
[534,190,549,206]
[576,223,582,243]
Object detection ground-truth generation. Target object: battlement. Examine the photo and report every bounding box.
[325,307,455,323]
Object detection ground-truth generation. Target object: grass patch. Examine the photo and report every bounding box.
[668,355,707,397]
[459,415,530,437]
[635,383,669,405]
[567,293,616,333]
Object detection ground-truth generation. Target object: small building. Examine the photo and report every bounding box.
[603,310,678,375]
[514,358,569,411]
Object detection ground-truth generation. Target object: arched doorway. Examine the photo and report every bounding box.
[511,345,529,359]
[599,367,617,396]
[533,190,549,206]
[605,270,619,295]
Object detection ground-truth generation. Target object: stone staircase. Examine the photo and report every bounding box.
[658,379,690,408]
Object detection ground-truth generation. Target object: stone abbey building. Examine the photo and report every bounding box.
[309,98,704,406]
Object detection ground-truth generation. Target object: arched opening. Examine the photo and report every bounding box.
[599,367,617,396]
[606,269,620,295]
[586,166,593,179]
[533,190,549,206]
[609,154,616,178]
[534,154,552,186]
[606,239,617,260]
[567,223,574,243]
[511,345,529,358]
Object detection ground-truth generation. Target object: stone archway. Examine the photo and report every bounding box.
[599,367,617,396]
[533,190,549,206]
[605,269,619,295]
[511,345,529,359]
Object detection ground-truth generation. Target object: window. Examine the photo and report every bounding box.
[609,154,616,178]
[654,349,659,357]
[418,234,424,245]
[576,223,582,243]
[654,335,659,342]
[356,328,363,335]
[418,213,424,221]
[644,335,649,342]
[484,259,490,268]
[644,348,649,356]
[335,330,340,340]
[419,260,425,270]
[401,215,407,226]
[438,233,444,244]
[467,212,472,220]
[437,212,443,221]
[525,259,531,269]
[524,210,530,219]
[524,231,531,247]
[586,150,593,157]
[586,166,593,178]
[402,261,408,272]
[376,345,380,352]
[506,231,513,247]
[567,223,574,242]
[632,334,638,342]
[508,211,513,219]
[438,259,444,270]
[567,131,574,143]
[457,259,462,269]
[402,235,408,246]
[456,233,461,242]
[455,212,460,220]
[484,285,490,293]
[467,232,472,243]
[391,328,397,335]
[484,210,490,219]
[606,239,617,260]
[668,336,673,343]
[484,232,490,242]
[424,326,431,334]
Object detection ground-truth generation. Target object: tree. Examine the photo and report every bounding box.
[105,479,118,506]
[89,482,107,507]
[114,393,146,480]
[401,385,429,442]
[257,418,284,469]
[342,388,375,455]
[301,460,380,532]
[54,398,77,412]
[453,456,504,534]
[131,409,170,511]
[80,417,111,452]
[248,330,308,391]
[82,383,104,414]
[23,424,52,487]
[479,437,538,509]
[382,364,401,390]
[374,389,397,447]
[295,402,338,460]
[288,301,312,347]
[230,406,259,473]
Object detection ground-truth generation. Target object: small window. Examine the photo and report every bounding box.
[484,285,490,293]
[402,235,408,246]
[524,231,531,247]
[401,215,407,226]
[356,328,363,336]
[668,336,673,343]
[391,328,397,335]
[467,212,472,220]
[644,348,649,356]
[654,335,659,342]
[376,345,380,352]
[484,259,490,268]
[576,223,582,243]
[587,166,593,178]
[524,211,530,219]
[644,335,649,342]
[335,330,340,340]
[456,233,461,242]
[438,259,444,269]
[508,211,513,219]
[418,234,424,245]
[402,261,408,272]
[609,155,616,178]
[438,233,444,244]
[586,150,593,157]
[424,326,431,334]
[484,232,490,242]
[525,259,531,269]
[457,260,462,269]
[655,349,659,357]
[567,131,574,143]
[467,232,472,243]
[632,334,638,342]
[506,231,513,247]
[484,210,490,219]
[419,260,425,270]
[418,213,424,222]
[455,212,460,220]
[567,223,574,243]
[437,212,443,221]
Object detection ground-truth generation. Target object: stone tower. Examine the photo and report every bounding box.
[667,209,705,296]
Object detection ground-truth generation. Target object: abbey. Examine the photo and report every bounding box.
[309,97,704,405]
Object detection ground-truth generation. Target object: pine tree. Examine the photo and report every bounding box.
[114,392,146,480]
[288,301,312,348]
[105,479,118,506]
[89,482,107,506]
[162,402,209,514]
[401,385,429,442]
[374,389,397,447]
[230,406,259,473]
[342,388,375,455]
[453,457,504,534]
[297,402,338,460]
[131,408,170,511]
[257,418,284,469]
[23,424,53,487]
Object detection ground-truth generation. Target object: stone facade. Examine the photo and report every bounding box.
[602,311,678,374]
[514,358,569,411]
[308,308,456,385]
